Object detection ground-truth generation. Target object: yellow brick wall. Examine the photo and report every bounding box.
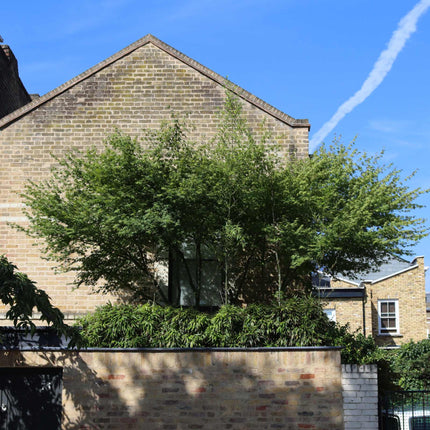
[368,257,427,346]
[0,348,343,430]
[322,258,427,345]
[323,297,367,334]
[0,41,309,320]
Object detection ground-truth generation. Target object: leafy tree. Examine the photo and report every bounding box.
[18,93,428,306]
[0,255,65,332]
[282,143,428,280]
[390,339,430,390]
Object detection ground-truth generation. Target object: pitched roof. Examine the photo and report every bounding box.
[313,256,423,288]
[0,34,310,130]
[336,256,419,285]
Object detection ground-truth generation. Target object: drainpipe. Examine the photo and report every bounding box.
[361,282,366,337]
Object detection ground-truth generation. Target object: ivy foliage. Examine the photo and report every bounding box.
[0,255,66,333]
[18,92,428,306]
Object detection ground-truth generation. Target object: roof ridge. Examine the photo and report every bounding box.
[0,34,310,130]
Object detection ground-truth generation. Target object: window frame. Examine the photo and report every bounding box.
[168,243,223,308]
[378,299,400,336]
[323,308,336,322]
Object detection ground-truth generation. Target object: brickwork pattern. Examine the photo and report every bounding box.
[0,348,343,430]
[369,257,427,346]
[324,258,427,346]
[342,364,378,430]
[0,37,309,319]
[323,298,366,334]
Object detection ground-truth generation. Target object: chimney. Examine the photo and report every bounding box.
[0,42,32,119]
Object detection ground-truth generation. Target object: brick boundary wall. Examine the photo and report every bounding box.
[0,347,344,429]
[342,364,378,430]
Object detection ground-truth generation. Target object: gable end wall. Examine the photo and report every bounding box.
[0,41,308,320]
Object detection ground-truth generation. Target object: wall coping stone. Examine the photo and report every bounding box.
[1,345,342,352]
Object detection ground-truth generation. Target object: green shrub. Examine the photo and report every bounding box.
[75,302,429,390]
[74,296,363,353]
[76,303,212,348]
[331,325,378,364]
[390,339,430,390]
[341,338,430,392]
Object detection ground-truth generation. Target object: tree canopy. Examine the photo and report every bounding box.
[19,92,428,307]
[0,255,65,332]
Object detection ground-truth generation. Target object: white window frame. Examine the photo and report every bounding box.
[323,308,336,322]
[378,299,400,335]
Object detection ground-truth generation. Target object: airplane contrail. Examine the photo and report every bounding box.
[309,0,430,152]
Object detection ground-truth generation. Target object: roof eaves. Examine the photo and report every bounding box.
[0,34,154,129]
[0,34,310,130]
[315,287,365,299]
[136,36,310,129]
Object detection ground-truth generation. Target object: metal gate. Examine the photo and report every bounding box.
[0,367,62,430]
[380,391,430,430]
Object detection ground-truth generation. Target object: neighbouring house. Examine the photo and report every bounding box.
[0,34,309,325]
[314,256,428,346]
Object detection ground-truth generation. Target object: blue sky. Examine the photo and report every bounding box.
[3,0,430,283]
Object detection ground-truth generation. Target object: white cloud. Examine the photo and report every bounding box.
[309,0,430,152]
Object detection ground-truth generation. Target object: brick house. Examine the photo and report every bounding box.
[315,256,428,346]
[0,34,309,324]
[1,35,427,345]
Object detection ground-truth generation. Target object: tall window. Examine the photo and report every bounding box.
[169,243,222,307]
[378,299,399,335]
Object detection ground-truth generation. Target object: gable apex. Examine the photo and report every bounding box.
[0,34,309,130]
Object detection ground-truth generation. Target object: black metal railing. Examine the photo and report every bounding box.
[380,391,430,430]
